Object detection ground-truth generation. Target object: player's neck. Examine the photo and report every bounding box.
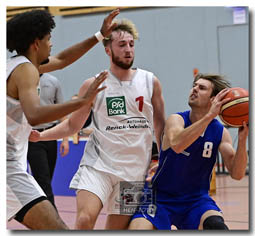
[22,52,40,69]
[190,108,210,123]
[110,66,135,81]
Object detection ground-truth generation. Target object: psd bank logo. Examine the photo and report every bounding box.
[106,96,127,116]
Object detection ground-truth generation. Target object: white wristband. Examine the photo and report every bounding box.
[95,31,104,42]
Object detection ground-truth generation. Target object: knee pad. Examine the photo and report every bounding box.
[203,215,229,230]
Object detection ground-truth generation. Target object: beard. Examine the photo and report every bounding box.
[111,50,134,70]
[40,58,50,65]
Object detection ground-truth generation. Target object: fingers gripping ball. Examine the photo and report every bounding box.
[219,87,249,127]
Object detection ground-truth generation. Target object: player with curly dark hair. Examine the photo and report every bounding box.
[7,10,55,54]
[7,9,119,230]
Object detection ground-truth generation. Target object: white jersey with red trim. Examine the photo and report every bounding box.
[81,68,154,181]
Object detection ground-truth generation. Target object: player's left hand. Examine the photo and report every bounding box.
[100,8,120,37]
[238,121,249,141]
[29,130,41,142]
[146,163,159,182]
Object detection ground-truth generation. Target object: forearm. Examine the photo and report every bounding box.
[154,117,165,151]
[39,119,76,141]
[54,35,98,69]
[27,99,89,126]
[229,140,248,180]
[170,114,213,153]
[39,35,99,73]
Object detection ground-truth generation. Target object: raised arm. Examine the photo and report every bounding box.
[32,74,104,141]
[219,123,249,180]
[151,76,165,150]
[39,9,119,73]
[163,88,230,153]
[15,62,107,126]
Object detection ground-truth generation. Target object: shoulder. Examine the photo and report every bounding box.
[12,62,38,81]
[165,113,184,127]
[178,110,190,118]
[221,126,232,142]
[136,68,154,78]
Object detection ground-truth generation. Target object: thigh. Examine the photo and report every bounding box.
[70,165,113,206]
[181,195,222,229]
[7,168,46,221]
[131,202,172,230]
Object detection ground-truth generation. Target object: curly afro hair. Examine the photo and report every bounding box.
[7,10,55,54]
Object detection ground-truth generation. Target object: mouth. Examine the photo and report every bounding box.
[190,93,197,99]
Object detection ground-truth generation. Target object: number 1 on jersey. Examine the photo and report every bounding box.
[136,96,144,112]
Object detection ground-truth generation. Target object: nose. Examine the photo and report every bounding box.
[125,46,131,53]
[192,86,199,95]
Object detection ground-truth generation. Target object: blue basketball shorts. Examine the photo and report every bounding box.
[131,192,222,230]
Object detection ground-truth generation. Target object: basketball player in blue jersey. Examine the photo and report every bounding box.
[129,73,249,230]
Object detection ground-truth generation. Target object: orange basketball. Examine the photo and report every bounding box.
[219,87,249,127]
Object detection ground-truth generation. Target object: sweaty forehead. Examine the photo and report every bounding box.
[111,31,134,42]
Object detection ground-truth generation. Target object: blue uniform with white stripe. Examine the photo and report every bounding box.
[132,110,224,229]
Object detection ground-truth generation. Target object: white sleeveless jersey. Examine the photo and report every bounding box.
[7,56,32,170]
[81,68,154,181]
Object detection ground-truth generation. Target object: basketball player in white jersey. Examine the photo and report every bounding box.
[29,18,166,229]
[7,9,119,229]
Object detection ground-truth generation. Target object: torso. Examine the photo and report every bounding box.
[81,68,155,181]
[6,56,33,169]
[152,110,224,199]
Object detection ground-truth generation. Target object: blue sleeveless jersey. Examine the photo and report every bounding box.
[151,110,224,199]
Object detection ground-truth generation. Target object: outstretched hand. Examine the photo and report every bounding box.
[100,8,120,38]
[29,130,41,142]
[81,70,108,106]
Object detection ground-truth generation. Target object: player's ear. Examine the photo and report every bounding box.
[105,46,111,56]
[32,38,40,51]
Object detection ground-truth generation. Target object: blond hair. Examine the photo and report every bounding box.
[103,18,138,46]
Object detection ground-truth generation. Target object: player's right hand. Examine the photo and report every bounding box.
[207,88,230,119]
[100,8,120,38]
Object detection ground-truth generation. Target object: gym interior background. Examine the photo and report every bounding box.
[6,6,250,230]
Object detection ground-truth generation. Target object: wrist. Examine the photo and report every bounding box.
[204,113,214,123]
[95,31,104,42]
